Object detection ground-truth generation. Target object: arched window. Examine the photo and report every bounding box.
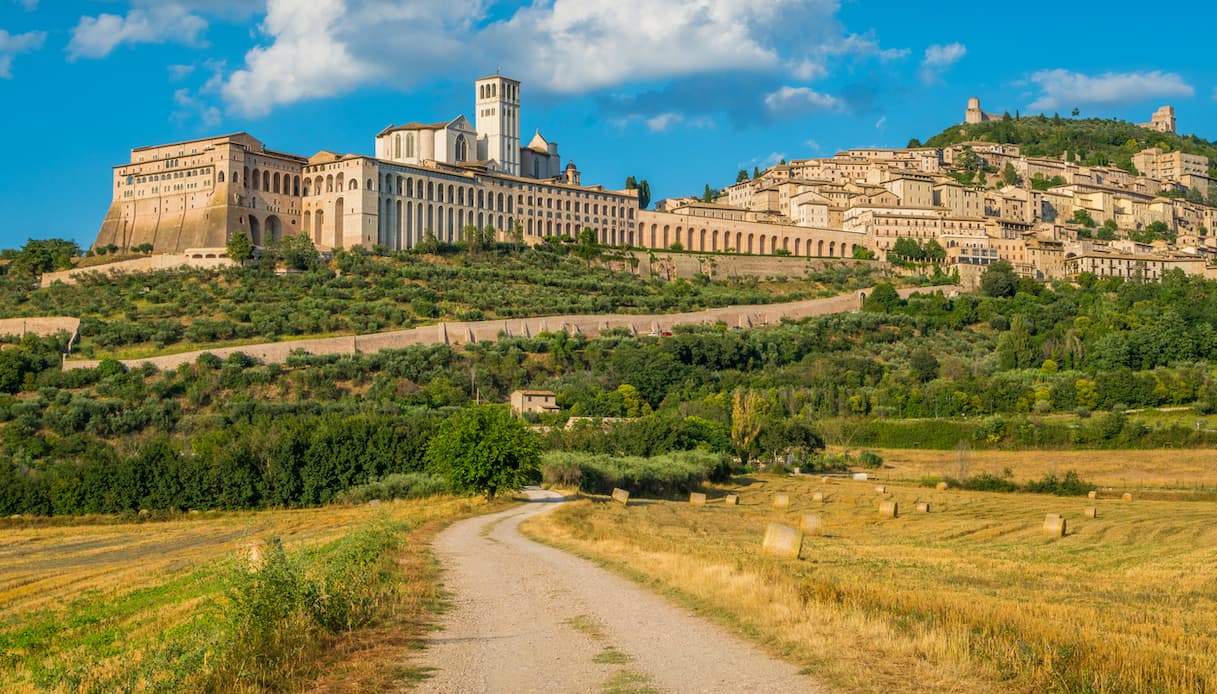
[273,172,281,194]
[326,175,334,193]
[263,173,270,193]
[243,166,249,187]
[217,170,225,183]
[478,190,484,208]
[406,133,415,158]
[303,179,310,196]
[458,187,465,205]
[448,184,454,202]
[294,176,300,196]
[455,135,468,162]
[497,193,504,211]
[252,169,260,190]
[407,178,414,197]
[366,178,373,191]
[349,179,358,191]
[394,133,401,159]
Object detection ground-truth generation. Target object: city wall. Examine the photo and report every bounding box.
[0,317,81,346]
[627,251,884,281]
[62,285,959,372]
[41,254,236,288]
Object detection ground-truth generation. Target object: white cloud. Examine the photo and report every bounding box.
[805,139,820,151]
[67,6,208,60]
[172,88,221,128]
[1027,69,1194,111]
[918,42,966,83]
[213,0,878,117]
[168,64,195,81]
[0,28,45,79]
[763,86,843,115]
[875,115,886,128]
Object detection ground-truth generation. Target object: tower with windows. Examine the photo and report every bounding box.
[475,74,521,176]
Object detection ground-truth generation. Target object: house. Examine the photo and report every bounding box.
[510,389,559,415]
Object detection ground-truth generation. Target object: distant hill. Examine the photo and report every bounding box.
[923,115,1217,179]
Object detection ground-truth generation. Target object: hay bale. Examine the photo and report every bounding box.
[852,472,869,481]
[772,494,790,510]
[1084,507,1098,519]
[724,494,739,506]
[936,482,949,491]
[368,499,382,507]
[1043,514,1067,537]
[821,476,830,483]
[799,514,822,536]
[812,491,825,503]
[762,523,803,559]
[1087,490,1098,499]
[1122,492,1134,502]
[875,485,887,494]
[611,488,630,506]
[915,502,931,513]
[689,492,707,506]
[879,500,898,518]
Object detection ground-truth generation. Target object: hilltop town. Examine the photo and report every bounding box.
[87,80,1217,287]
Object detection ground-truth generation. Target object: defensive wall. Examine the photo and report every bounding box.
[627,251,884,281]
[62,285,959,372]
[41,254,236,288]
[0,317,81,347]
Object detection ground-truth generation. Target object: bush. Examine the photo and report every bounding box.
[541,450,727,497]
[333,473,448,504]
[859,451,884,468]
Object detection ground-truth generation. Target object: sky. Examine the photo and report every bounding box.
[1,0,1216,251]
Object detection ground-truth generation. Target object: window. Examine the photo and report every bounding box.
[455,135,468,162]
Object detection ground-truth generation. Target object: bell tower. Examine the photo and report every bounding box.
[475,74,521,176]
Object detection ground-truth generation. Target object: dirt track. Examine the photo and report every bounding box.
[416,488,819,693]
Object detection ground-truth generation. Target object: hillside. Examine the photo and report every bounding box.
[924,115,1217,178]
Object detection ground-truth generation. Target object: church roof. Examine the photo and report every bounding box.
[376,116,472,138]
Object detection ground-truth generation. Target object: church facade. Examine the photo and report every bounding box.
[93,75,639,254]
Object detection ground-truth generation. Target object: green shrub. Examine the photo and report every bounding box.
[859,450,884,468]
[541,450,726,497]
[333,473,448,504]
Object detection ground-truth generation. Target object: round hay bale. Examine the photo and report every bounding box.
[689,492,707,506]
[879,500,898,518]
[799,514,821,536]
[724,494,739,506]
[875,485,887,494]
[1043,514,1067,537]
[1122,492,1134,502]
[915,502,931,513]
[368,499,382,507]
[812,491,825,503]
[936,481,949,491]
[1087,490,1098,499]
[1084,507,1098,519]
[772,494,790,510]
[761,523,803,559]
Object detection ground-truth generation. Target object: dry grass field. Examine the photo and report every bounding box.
[524,475,1217,693]
[0,497,486,693]
[863,447,1217,489]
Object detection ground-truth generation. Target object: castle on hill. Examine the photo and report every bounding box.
[965,97,1177,134]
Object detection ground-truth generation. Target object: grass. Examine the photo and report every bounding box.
[522,473,1217,693]
[0,496,490,692]
[858,446,1217,489]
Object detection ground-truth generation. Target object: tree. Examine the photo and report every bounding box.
[575,227,599,260]
[863,283,901,312]
[980,260,1017,298]
[277,233,320,271]
[1070,208,1097,228]
[701,184,715,203]
[736,169,750,183]
[852,246,876,260]
[730,389,770,467]
[752,166,760,179]
[909,348,940,383]
[425,405,541,501]
[226,231,254,264]
[1071,108,1081,117]
[9,239,80,275]
[1001,162,1018,186]
[907,138,922,148]
[1098,219,1118,240]
[626,177,652,209]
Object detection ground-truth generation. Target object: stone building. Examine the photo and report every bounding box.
[964,97,1004,125]
[1139,105,1177,134]
[93,75,637,254]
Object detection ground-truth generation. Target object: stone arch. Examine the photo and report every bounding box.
[662,225,670,247]
[712,229,719,251]
[758,235,766,255]
[700,229,706,251]
[367,178,374,191]
[263,173,270,193]
[326,175,334,193]
[349,179,358,191]
[265,215,283,243]
[217,170,225,184]
[336,173,344,192]
[303,210,312,239]
[829,241,836,257]
[650,224,657,248]
[293,175,300,196]
[747,233,755,254]
[273,172,281,194]
[794,238,801,255]
[333,197,344,248]
[735,232,742,253]
[302,179,310,196]
[249,216,262,246]
[314,209,325,245]
[817,239,824,256]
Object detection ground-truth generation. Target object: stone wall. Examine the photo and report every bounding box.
[62,285,960,372]
[0,317,80,346]
[41,255,236,288]
[628,251,885,281]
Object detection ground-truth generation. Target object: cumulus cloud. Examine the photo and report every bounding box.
[1027,69,1194,111]
[68,6,208,60]
[918,42,965,83]
[763,85,843,115]
[0,28,45,79]
[67,1,263,60]
[213,0,880,122]
[172,88,221,128]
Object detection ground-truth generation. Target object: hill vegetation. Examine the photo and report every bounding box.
[6,258,1217,515]
[924,114,1217,179]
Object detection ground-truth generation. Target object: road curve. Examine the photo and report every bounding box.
[415,488,820,693]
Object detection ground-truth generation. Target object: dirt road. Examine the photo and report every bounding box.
[416,488,819,693]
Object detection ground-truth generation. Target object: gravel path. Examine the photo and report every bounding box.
[415,488,820,693]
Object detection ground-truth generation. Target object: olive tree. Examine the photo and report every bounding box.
[425,405,541,501]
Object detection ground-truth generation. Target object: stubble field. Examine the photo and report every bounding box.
[524,473,1217,693]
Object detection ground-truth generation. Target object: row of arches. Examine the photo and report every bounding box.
[236,167,301,197]
[643,224,857,257]
[246,215,284,247]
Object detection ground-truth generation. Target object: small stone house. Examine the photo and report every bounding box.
[510,390,559,416]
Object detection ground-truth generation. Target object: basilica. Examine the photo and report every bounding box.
[92,75,640,254]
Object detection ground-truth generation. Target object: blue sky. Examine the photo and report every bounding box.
[2,0,1215,251]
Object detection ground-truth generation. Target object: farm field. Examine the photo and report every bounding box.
[0,496,486,692]
[864,446,1217,489]
[524,474,1217,693]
